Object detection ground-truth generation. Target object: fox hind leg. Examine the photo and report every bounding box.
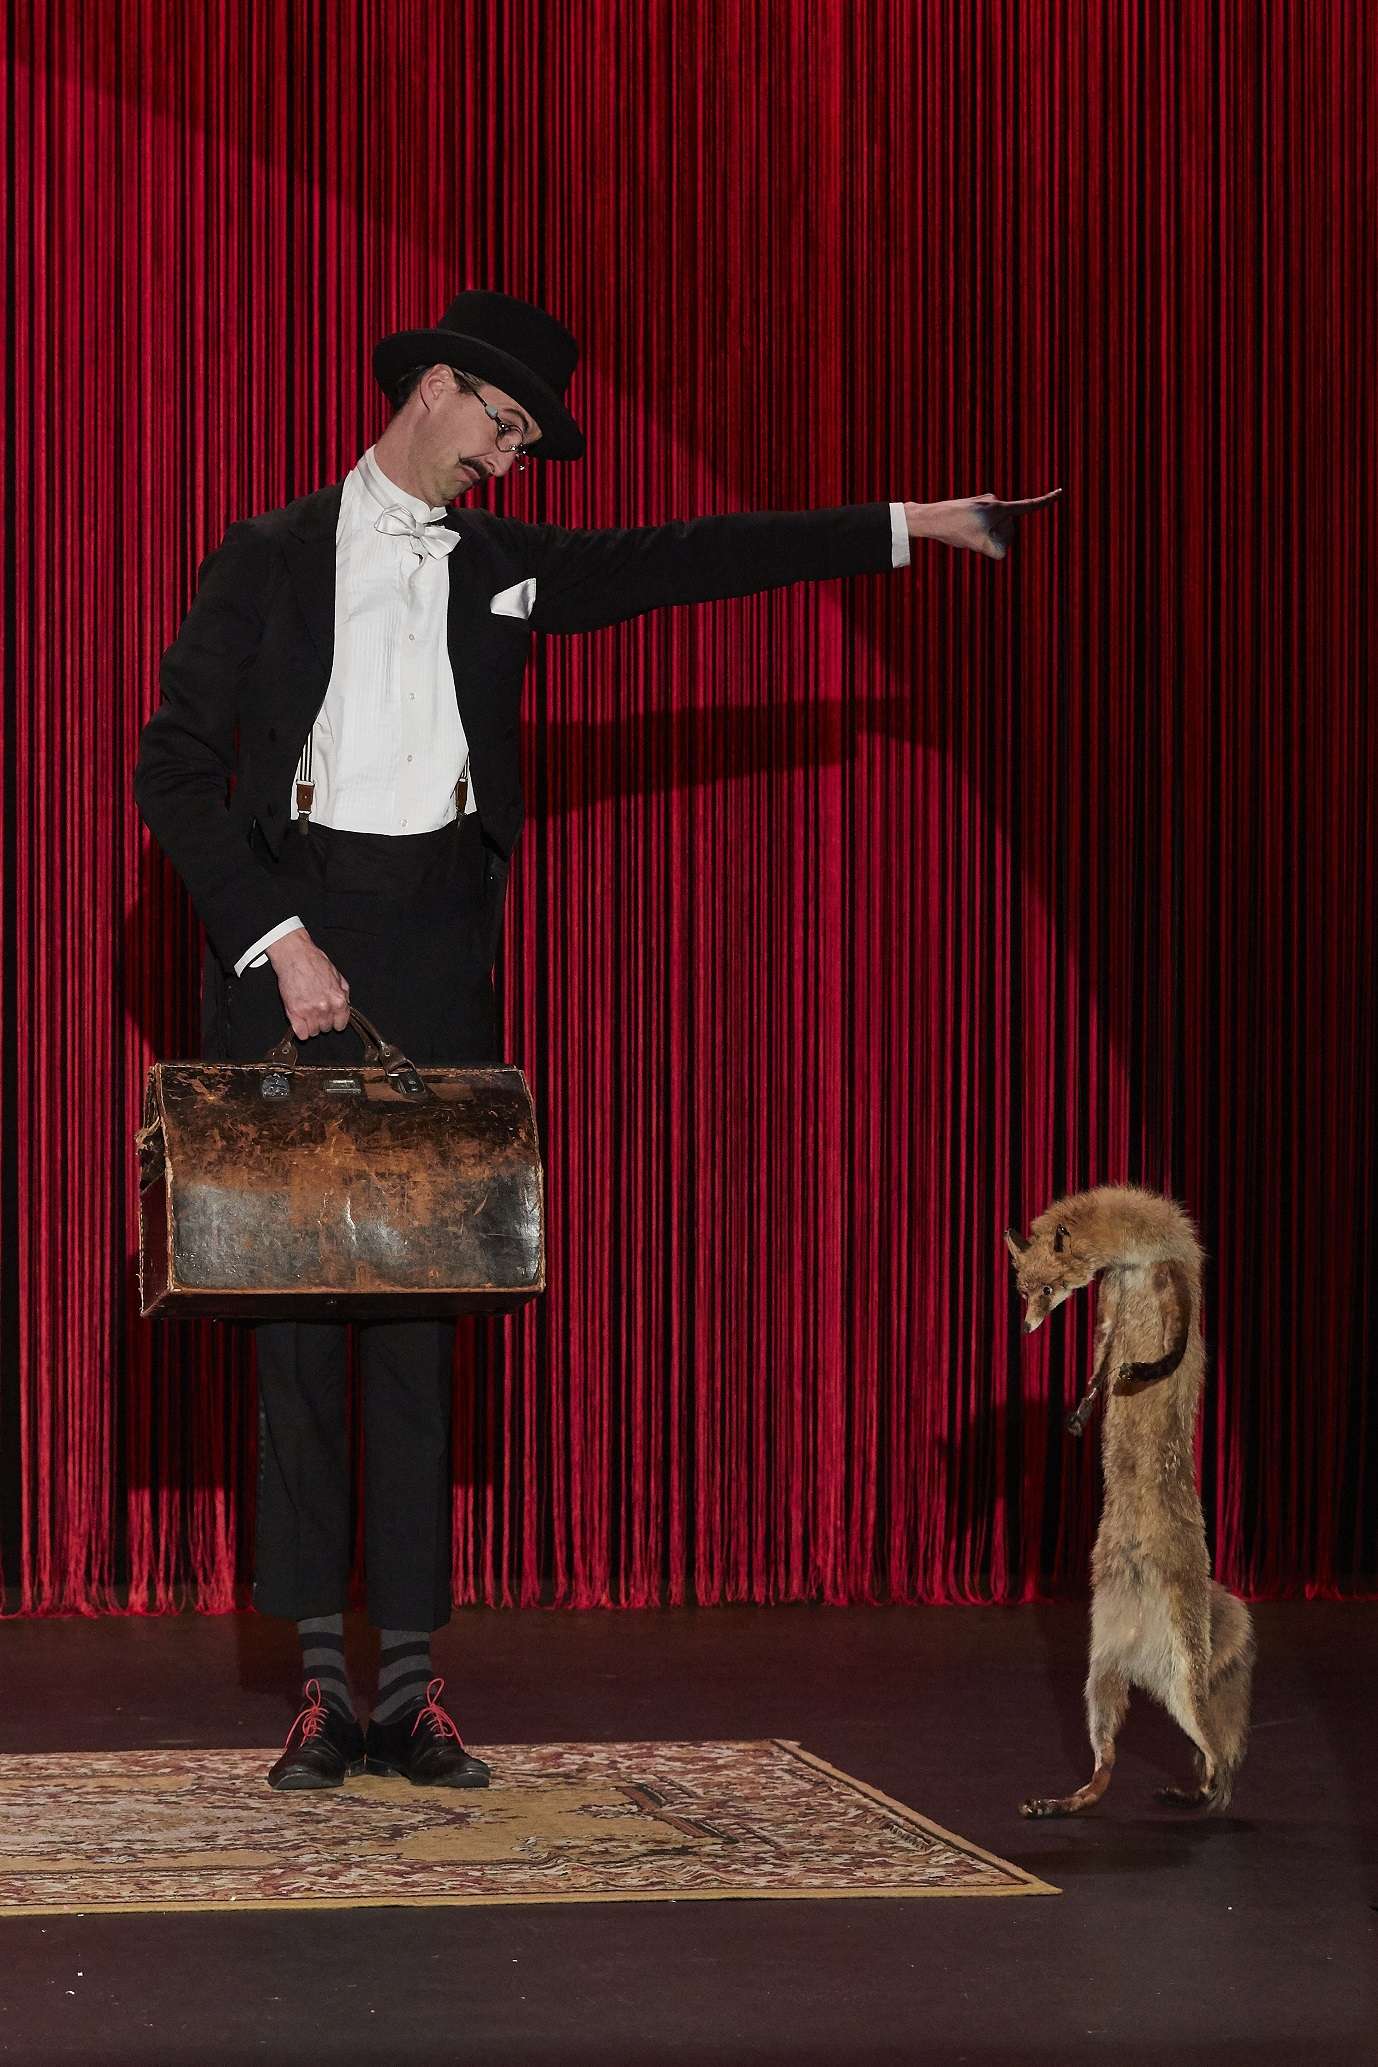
[1159,1586,1254,1811]
[1020,1659,1129,1819]
[1200,1606,1254,1808]
[1155,1617,1223,1809]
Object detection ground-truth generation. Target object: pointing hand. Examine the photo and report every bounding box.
[905,489,1061,560]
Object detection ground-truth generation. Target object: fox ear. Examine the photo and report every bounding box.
[1004,1227,1030,1260]
[1054,1223,1071,1253]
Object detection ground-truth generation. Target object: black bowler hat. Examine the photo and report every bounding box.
[372,289,584,461]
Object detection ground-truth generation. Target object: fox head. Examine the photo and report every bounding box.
[1004,1220,1096,1333]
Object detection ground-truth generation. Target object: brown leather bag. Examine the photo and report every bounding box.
[137,1011,544,1318]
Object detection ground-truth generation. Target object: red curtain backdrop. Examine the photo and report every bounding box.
[1,0,1374,1612]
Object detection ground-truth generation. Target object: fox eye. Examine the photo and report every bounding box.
[1041,1284,1052,1296]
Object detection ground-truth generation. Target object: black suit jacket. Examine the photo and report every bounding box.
[135,484,896,972]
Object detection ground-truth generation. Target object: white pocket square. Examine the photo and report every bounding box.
[490,578,536,620]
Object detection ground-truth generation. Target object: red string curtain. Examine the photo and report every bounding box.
[1,0,1373,1612]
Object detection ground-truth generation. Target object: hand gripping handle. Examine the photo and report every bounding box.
[261,1008,429,1100]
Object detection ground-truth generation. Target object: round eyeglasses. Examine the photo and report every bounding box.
[454,371,531,470]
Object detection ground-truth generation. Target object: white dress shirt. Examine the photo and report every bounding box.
[236,448,477,974]
[236,482,911,975]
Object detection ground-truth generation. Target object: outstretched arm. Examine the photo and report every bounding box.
[519,502,895,633]
[489,491,1058,636]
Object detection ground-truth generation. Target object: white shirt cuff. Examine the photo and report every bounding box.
[889,502,911,569]
[234,917,305,977]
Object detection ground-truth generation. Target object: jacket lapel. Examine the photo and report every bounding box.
[444,511,484,655]
[444,512,503,730]
[282,483,344,679]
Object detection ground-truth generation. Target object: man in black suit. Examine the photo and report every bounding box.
[137,290,1052,1791]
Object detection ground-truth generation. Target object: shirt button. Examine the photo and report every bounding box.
[408,633,416,642]
[406,754,413,763]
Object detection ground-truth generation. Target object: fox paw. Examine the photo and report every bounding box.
[1020,1794,1078,1818]
[1155,1784,1212,1809]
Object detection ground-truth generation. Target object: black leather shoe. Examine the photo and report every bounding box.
[364,1677,491,1788]
[266,1681,366,1791]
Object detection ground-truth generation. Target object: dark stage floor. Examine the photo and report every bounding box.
[0,1602,1373,2065]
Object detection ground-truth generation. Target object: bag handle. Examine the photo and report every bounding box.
[261,1008,428,1100]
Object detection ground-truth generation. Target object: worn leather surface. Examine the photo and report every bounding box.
[138,1061,544,1318]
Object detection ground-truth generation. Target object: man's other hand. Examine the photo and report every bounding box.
[266,928,351,1040]
[906,490,1061,560]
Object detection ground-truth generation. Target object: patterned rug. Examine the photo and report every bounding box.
[0,1739,1056,1914]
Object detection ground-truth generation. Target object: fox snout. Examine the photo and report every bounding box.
[1020,1296,1052,1334]
[1006,1225,1083,1334]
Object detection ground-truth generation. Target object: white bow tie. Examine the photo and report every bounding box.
[374,505,460,560]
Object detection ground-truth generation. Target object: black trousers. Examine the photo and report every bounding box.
[222,816,501,1631]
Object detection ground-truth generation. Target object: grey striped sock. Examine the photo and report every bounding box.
[371,1630,434,1725]
[297,1614,355,1718]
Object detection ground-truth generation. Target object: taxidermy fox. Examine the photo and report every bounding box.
[1004,1186,1253,1816]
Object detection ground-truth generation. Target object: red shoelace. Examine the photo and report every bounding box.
[412,1676,465,1745]
[284,1678,328,1746]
